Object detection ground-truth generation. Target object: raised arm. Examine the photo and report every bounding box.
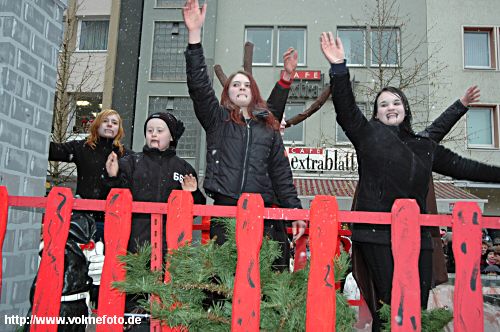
[266,48,297,122]
[183,0,224,132]
[420,86,480,142]
[320,32,368,146]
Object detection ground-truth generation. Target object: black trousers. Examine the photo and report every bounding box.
[211,194,290,272]
[352,242,433,332]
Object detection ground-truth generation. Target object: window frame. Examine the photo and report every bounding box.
[276,27,307,66]
[149,20,189,82]
[336,27,366,67]
[283,103,306,145]
[369,27,401,67]
[466,105,498,149]
[463,26,497,70]
[76,17,110,52]
[245,26,274,66]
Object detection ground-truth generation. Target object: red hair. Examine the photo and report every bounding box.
[220,70,279,130]
[85,109,125,156]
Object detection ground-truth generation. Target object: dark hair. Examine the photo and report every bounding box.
[220,70,279,130]
[372,86,413,134]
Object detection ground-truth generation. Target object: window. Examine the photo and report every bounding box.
[466,107,496,148]
[283,104,305,144]
[337,28,365,66]
[336,104,367,144]
[151,22,189,81]
[245,27,273,65]
[148,96,201,158]
[245,26,306,66]
[77,19,109,51]
[463,27,496,69]
[277,28,306,65]
[370,28,400,66]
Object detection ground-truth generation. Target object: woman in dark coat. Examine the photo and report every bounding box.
[49,109,132,241]
[320,32,500,331]
[183,0,306,271]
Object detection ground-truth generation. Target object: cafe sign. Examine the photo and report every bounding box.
[286,147,358,172]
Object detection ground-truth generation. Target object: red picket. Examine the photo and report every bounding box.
[150,213,164,332]
[306,195,338,331]
[162,190,194,332]
[97,189,133,332]
[452,202,483,332]
[391,199,421,332]
[231,194,264,332]
[0,186,8,297]
[31,187,74,332]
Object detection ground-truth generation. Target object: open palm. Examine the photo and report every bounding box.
[320,32,345,64]
[183,0,207,31]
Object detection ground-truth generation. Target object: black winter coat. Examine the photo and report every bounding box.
[49,138,132,200]
[185,45,301,209]
[330,67,500,246]
[104,146,206,253]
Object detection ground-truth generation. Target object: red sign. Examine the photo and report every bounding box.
[289,147,323,154]
[281,70,322,81]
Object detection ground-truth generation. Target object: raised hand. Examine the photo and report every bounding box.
[183,0,207,44]
[181,174,198,192]
[105,151,119,177]
[320,32,345,64]
[282,47,298,81]
[460,85,480,107]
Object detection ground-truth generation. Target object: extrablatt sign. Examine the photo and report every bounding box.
[286,147,358,172]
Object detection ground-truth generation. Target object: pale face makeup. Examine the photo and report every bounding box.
[145,118,173,151]
[228,73,252,108]
[375,91,406,126]
[98,114,120,139]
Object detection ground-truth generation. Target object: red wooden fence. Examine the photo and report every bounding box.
[2,185,500,332]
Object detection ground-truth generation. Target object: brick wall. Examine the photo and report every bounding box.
[0,0,66,328]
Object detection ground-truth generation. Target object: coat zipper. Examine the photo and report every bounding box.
[240,120,251,193]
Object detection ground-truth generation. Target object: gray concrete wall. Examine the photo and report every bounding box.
[0,0,66,328]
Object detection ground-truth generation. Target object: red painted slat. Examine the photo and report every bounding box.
[452,202,483,332]
[31,187,73,332]
[200,216,211,244]
[150,213,163,332]
[391,199,421,332]
[306,195,338,331]
[162,190,194,332]
[97,189,133,332]
[0,186,8,297]
[293,235,308,271]
[231,194,264,332]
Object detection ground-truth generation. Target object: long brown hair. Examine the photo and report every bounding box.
[220,70,279,130]
[85,109,125,156]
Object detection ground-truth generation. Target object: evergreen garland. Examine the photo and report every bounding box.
[379,302,453,331]
[115,218,357,331]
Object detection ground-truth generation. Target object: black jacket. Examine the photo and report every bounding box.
[49,138,132,200]
[185,45,301,209]
[104,146,206,253]
[330,66,500,245]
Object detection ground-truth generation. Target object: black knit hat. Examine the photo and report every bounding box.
[144,112,185,147]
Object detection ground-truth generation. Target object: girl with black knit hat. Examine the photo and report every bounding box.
[105,111,206,254]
